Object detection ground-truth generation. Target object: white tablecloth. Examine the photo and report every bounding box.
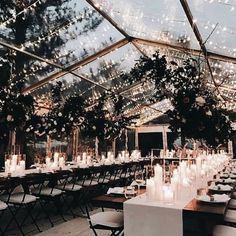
[124,194,194,236]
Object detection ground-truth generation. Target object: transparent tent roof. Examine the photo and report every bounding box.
[1,0,236,124]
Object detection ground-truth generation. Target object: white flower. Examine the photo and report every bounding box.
[79,117,84,122]
[6,115,13,121]
[61,128,65,132]
[195,96,206,105]
[58,112,62,117]
[206,110,212,116]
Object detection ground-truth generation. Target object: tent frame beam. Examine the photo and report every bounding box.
[179,0,220,91]
[23,36,236,95]
[22,38,129,93]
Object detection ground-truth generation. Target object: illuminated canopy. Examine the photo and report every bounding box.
[1,0,236,125]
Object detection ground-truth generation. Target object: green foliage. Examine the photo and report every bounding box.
[0,57,35,144]
[122,51,232,147]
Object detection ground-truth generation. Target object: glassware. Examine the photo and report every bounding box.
[124,186,136,199]
[135,171,145,194]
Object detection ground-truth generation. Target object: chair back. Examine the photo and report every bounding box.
[21,173,47,194]
[0,177,21,203]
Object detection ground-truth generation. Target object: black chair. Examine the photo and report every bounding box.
[55,169,83,217]
[85,205,124,236]
[0,178,15,234]
[0,176,41,235]
[30,171,67,226]
[21,173,54,227]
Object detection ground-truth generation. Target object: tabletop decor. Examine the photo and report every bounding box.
[146,152,230,204]
[44,151,66,170]
[5,153,26,175]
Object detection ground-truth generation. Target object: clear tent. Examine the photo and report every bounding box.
[2,0,236,125]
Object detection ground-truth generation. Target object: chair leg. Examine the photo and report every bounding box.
[7,206,25,236]
[38,200,54,227]
[54,197,67,222]
[63,194,76,218]
[0,210,5,234]
[91,226,98,236]
[76,192,86,214]
[25,203,42,233]
[115,229,124,236]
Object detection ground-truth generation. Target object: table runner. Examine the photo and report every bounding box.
[124,193,194,236]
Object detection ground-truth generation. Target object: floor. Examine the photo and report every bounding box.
[35,216,110,236]
[4,205,111,236]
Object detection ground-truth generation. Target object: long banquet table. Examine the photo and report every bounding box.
[124,194,227,236]
[92,190,228,236]
[124,193,194,236]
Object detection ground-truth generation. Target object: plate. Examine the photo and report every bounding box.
[196,194,230,203]
[208,185,232,192]
[230,174,236,179]
[216,178,235,184]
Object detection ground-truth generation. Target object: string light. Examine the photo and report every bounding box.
[1,0,46,27]
[3,0,235,119]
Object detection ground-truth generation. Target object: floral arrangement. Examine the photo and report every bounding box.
[25,83,137,142]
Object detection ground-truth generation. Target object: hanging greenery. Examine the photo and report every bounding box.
[80,91,138,142]
[121,51,232,147]
[25,82,137,142]
[0,56,35,145]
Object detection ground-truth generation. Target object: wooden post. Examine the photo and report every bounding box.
[125,129,129,151]
[135,129,138,150]
[72,129,79,159]
[95,136,99,158]
[8,130,16,154]
[46,135,51,156]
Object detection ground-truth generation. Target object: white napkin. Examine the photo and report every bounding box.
[218,178,234,183]
[231,169,236,174]
[212,194,230,202]
[220,174,229,178]
[198,195,211,201]
[198,194,229,202]
[93,163,101,167]
[107,187,124,195]
[213,184,232,191]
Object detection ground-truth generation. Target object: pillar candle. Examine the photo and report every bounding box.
[59,157,64,168]
[87,155,91,165]
[54,152,59,164]
[76,155,81,163]
[12,154,18,167]
[82,152,86,164]
[5,159,10,172]
[107,151,111,160]
[146,178,155,200]
[19,160,25,170]
[46,157,51,167]
[163,187,174,204]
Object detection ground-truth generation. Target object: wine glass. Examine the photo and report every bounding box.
[135,171,145,194]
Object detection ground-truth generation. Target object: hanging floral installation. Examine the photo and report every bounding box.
[81,92,138,142]
[119,51,232,147]
[25,82,137,142]
[0,50,232,150]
